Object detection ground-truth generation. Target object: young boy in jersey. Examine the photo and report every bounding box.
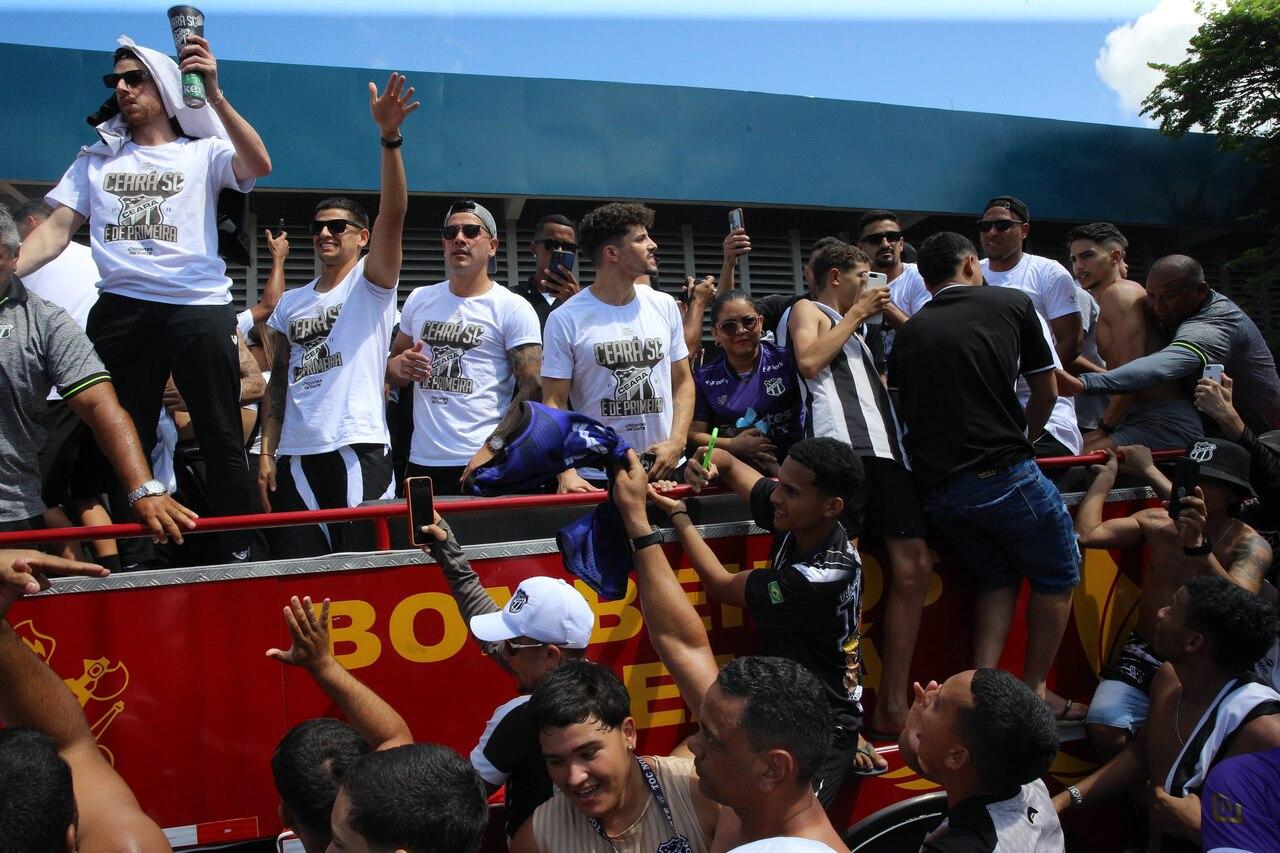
[685,436,879,802]
[258,74,418,556]
[781,240,933,743]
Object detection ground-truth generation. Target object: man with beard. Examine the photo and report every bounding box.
[542,203,694,488]
[18,37,270,567]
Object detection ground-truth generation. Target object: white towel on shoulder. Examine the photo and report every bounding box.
[85,35,228,157]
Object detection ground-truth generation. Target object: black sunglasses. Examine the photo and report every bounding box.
[539,238,578,252]
[102,69,152,90]
[444,223,486,240]
[309,219,362,236]
[860,230,903,245]
[716,315,760,335]
[976,219,1025,233]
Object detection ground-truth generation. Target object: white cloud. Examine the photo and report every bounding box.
[1096,0,1219,120]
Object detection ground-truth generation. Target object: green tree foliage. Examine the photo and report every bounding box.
[1142,0,1280,330]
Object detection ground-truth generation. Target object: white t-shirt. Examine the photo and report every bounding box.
[1018,312,1083,455]
[542,285,689,452]
[47,136,252,306]
[981,253,1080,325]
[21,241,100,401]
[398,280,541,466]
[267,259,396,456]
[728,839,839,852]
[889,262,930,317]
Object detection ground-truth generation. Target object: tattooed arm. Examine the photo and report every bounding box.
[238,332,265,404]
[459,343,543,488]
[257,327,292,512]
[1226,528,1272,595]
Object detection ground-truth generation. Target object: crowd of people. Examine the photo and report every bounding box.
[2,32,1280,853]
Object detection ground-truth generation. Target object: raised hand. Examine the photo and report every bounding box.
[723,228,751,263]
[369,73,420,137]
[265,228,290,261]
[266,596,333,670]
[178,34,221,95]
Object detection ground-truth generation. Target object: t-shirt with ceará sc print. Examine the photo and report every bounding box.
[47,136,253,306]
[541,284,689,454]
[267,258,396,456]
[398,279,541,466]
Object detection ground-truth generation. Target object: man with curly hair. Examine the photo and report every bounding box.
[541,202,694,488]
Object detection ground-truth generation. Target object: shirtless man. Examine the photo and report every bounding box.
[1074,439,1272,759]
[1067,223,1202,453]
[1053,575,1280,852]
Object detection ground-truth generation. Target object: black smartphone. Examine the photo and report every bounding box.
[405,476,435,547]
[640,451,658,473]
[1170,456,1200,519]
[728,208,744,232]
[276,217,285,237]
[549,248,575,277]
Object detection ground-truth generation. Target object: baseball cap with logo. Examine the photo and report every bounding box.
[983,195,1030,222]
[1187,438,1257,497]
[444,199,498,237]
[470,576,594,649]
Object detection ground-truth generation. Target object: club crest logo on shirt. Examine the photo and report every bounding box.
[1190,441,1217,463]
[0,323,12,340]
[508,589,529,613]
[1212,792,1244,824]
[764,377,785,397]
[101,170,185,243]
[595,337,665,418]
[420,319,484,395]
[288,303,345,381]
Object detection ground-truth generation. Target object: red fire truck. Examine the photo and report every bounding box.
[0,455,1156,851]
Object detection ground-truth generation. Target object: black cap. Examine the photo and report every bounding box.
[983,196,1029,222]
[1188,438,1256,497]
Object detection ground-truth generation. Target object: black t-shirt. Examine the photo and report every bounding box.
[888,285,1054,489]
[516,274,559,332]
[743,479,863,726]
[470,695,551,838]
[758,293,805,341]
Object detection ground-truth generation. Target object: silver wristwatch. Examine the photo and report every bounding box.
[1066,784,1084,810]
[127,479,168,505]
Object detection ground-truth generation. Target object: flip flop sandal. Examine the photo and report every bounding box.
[854,741,890,777]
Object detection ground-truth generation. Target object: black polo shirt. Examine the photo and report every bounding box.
[887,284,1054,490]
[470,695,551,838]
[514,274,560,332]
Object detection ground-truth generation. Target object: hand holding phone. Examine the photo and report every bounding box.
[1202,363,1225,383]
[865,271,889,325]
[405,476,435,547]
[728,208,744,232]
[1170,456,1200,520]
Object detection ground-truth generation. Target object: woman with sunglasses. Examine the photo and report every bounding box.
[690,290,803,475]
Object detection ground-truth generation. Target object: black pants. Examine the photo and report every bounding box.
[271,444,394,558]
[812,724,859,808]
[87,293,251,567]
[405,462,468,497]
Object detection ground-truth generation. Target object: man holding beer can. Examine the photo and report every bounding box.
[17,25,271,569]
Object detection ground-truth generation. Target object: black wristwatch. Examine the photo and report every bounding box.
[1184,536,1213,557]
[380,132,403,149]
[630,529,664,553]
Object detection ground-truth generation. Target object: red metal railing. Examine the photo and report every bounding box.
[0,449,1185,549]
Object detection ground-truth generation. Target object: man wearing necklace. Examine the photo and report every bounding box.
[1075,439,1273,761]
[1052,575,1280,852]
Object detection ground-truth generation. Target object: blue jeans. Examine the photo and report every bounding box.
[921,459,1080,594]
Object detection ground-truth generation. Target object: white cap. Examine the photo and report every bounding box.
[470,576,594,649]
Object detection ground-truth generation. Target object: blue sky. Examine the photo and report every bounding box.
[0,0,1200,128]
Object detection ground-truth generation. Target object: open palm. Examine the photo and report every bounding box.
[370,72,420,136]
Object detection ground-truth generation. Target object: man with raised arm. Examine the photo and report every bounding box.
[266,595,413,853]
[1075,441,1272,760]
[388,199,542,495]
[541,203,694,489]
[257,74,417,556]
[0,549,172,852]
[19,36,270,567]
[614,452,849,851]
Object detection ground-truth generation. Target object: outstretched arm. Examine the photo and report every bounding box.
[14,205,84,278]
[267,596,413,750]
[0,553,169,852]
[363,73,419,289]
[685,446,763,503]
[614,454,721,711]
[1075,450,1145,549]
[248,228,289,326]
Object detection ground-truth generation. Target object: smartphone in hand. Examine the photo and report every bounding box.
[728,208,744,232]
[865,271,889,326]
[405,476,435,547]
[1170,456,1200,519]
[549,248,576,277]
[1202,363,1225,383]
